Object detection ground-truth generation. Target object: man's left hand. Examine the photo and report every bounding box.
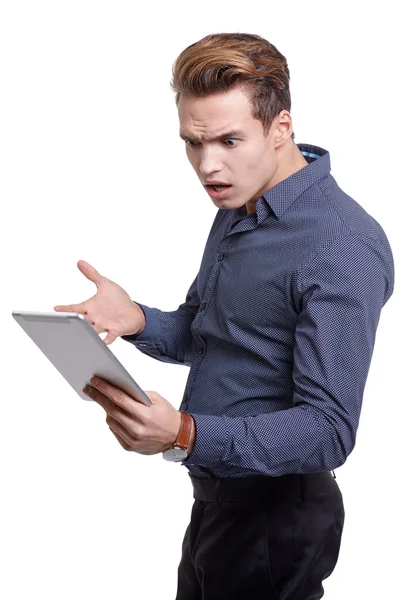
[82,377,182,455]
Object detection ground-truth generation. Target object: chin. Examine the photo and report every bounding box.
[215,200,233,210]
[214,198,243,211]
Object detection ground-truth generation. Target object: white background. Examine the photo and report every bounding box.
[1,1,399,598]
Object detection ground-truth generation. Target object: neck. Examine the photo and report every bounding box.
[246,141,308,214]
[268,140,309,190]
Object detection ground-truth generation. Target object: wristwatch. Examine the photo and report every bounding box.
[163,411,193,462]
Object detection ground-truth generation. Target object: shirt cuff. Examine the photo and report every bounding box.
[120,302,161,351]
[182,413,229,467]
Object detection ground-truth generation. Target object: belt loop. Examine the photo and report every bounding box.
[214,479,222,508]
[331,470,336,479]
[299,474,305,503]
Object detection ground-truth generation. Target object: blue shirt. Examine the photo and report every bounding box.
[122,143,394,478]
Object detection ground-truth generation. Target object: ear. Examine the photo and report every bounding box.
[274,110,293,148]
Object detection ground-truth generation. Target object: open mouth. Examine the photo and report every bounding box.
[207,185,231,191]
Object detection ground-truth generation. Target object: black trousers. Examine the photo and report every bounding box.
[175,471,345,600]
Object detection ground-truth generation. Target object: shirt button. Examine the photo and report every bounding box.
[198,346,205,355]
[139,343,147,347]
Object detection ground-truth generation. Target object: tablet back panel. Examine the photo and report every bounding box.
[12,311,151,406]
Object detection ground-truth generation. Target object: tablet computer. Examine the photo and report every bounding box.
[12,310,152,406]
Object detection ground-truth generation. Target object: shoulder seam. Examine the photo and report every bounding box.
[317,181,354,233]
[294,230,389,300]
[295,230,356,286]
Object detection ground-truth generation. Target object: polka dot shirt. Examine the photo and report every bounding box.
[122,143,395,478]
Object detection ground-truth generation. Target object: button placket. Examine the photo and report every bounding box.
[185,239,230,400]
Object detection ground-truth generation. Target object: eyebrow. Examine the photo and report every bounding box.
[179,129,245,141]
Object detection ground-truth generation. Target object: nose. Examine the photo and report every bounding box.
[198,146,223,178]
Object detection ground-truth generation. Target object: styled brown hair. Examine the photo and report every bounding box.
[171,33,294,140]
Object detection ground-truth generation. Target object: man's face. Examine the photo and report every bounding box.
[178,86,279,213]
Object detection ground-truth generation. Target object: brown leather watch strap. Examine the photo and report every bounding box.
[175,411,193,450]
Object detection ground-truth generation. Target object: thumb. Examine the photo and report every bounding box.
[77,260,104,288]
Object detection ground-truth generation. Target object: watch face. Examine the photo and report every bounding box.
[163,446,188,462]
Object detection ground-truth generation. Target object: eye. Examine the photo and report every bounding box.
[224,138,238,147]
[185,140,200,148]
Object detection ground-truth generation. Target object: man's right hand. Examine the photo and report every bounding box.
[53,260,145,345]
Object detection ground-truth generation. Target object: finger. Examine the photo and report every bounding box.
[103,331,117,345]
[106,408,139,435]
[109,425,132,450]
[85,386,133,423]
[90,322,110,337]
[89,377,143,415]
[72,318,108,335]
[77,260,104,288]
[54,301,87,314]
[107,415,136,441]
[83,386,114,413]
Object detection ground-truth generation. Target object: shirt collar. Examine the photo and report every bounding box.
[235,143,331,225]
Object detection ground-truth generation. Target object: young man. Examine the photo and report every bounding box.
[55,33,394,599]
